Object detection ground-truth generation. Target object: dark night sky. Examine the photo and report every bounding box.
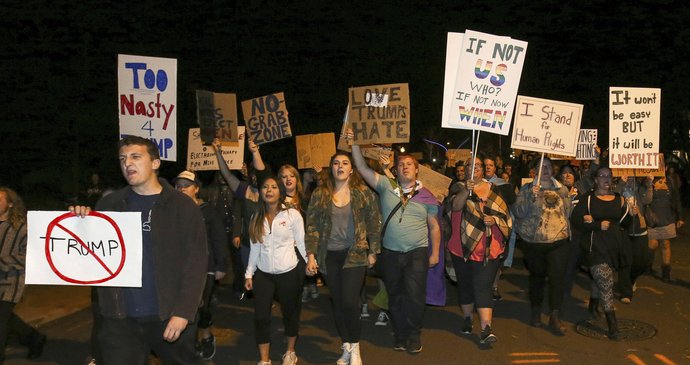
[2,0,689,208]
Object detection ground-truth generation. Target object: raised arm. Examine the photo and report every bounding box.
[212,139,242,192]
[248,140,266,172]
[346,128,379,188]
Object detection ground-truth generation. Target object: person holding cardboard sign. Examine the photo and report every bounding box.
[347,129,441,355]
[305,152,381,365]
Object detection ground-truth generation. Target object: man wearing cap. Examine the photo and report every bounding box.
[70,136,207,365]
[173,170,229,360]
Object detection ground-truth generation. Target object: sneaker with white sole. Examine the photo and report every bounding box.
[336,343,351,365]
[375,311,389,326]
[282,351,298,365]
[198,334,216,360]
[480,325,497,344]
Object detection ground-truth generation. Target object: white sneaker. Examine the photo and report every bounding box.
[350,342,362,365]
[337,343,351,365]
[375,311,389,326]
[360,303,370,319]
[282,351,298,365]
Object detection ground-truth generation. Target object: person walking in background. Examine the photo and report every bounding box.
[646,176,684,282]
[245,176,308,365]
[0,187,47,363]
[174,170,230,361]
[513,157,573,336]
[305,152,381,365]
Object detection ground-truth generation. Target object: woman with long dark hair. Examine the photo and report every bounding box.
[305,152,381,365]
[244,177,308,365]
[571,166,630,340]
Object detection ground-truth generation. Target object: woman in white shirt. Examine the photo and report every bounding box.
[245,176,308,365]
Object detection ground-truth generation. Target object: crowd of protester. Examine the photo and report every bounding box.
[1,134,687,365]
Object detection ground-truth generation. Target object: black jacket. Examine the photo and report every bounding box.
[95,179,208,321]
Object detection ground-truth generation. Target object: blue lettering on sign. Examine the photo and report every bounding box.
[124,63,168,91]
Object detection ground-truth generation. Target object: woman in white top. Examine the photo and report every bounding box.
[245,176,308,365]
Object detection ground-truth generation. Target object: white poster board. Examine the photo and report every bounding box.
[447,30,528,135]
[26,211,143,287]
[609,87,661,168]
[511,96,583,156]
[118,54,177,161]
[187,127,245,171]
[441,32,467,129]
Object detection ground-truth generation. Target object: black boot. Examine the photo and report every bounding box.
[588,297,602,319]
[605,311,620,341]
[27,331,46,359]
[530,306,542,327]
[662,265,671,282]
[548,310,566,336]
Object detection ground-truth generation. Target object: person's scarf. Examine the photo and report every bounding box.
[461,185,511,258]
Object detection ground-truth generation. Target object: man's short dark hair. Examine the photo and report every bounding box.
[119,136,161,161]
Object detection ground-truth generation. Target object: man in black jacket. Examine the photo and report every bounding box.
[71,136,207,365]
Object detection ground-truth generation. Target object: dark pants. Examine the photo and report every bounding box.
[198,274,216,329]
[0,301,36,361]
[522,239,570,311]
[562,230,584,299]
[619,235,651,298]
[98,317,200,365]
[253,267,303,344]
[324,249,366,343]
[450,254,501,308]
[376,247,428,343]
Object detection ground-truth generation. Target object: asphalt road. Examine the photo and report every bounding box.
[5,227,690,365]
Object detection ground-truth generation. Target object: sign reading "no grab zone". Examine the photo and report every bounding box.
[26,211,143,287]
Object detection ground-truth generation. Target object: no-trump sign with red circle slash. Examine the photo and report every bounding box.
[26,211,143,287]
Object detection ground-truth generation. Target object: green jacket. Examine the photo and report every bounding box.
[305,186,382,275]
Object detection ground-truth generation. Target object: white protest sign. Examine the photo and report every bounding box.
[511,96,583,156]
[447,30,527,135]
[118,54,177,161]
[26,211,143,287]
[576,129,598,160]
[187,127,245,171]
[609,87,661,168]
[442,32,468,129]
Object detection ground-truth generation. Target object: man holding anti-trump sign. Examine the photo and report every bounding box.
[70,136,207,365]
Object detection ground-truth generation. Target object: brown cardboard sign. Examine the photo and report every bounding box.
[241,92,292,145]
[347,83,410,144]
[296,133,337,169]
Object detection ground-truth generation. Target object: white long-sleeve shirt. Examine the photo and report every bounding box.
[245,208,307,278]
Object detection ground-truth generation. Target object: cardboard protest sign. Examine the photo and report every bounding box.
[417,165,453,203]
[511,96,583,156]
[609,87,661,169]
[347,83,410,144]
[118,54,177,161]
[447,30,527,135]
[296,133,336,169]
[26,211,143,287]
[241,92,291,145]
[361,147,394,162]
[187,127,245,171]
[612,153,665,177]
[446,149,472,167]
[196,91,239,145]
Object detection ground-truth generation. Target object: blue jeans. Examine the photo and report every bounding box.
[376,246,428,343]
